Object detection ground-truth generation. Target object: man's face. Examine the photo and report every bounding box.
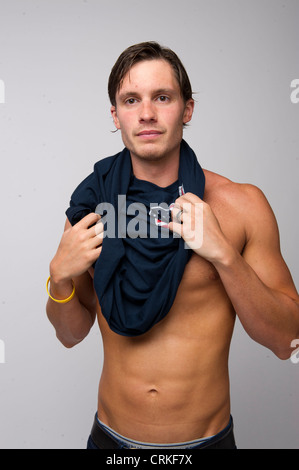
[111,59,194,164]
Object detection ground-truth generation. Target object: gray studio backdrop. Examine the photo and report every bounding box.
[0,0,298,449]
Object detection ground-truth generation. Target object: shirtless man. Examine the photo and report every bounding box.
[46,42,299,449]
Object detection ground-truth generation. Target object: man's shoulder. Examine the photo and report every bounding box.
[203,168,266,209]
[203,169,277,241]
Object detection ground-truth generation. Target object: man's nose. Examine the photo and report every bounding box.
[139,100,157,122]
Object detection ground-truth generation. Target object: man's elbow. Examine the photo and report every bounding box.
[279,336,299,363]
[56,332,84,349]
[273,339,298,361]
[275,349,292,361]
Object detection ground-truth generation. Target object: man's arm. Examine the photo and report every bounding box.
[46,213,103,348]
[219,184,299,359]
[169,186,299,360]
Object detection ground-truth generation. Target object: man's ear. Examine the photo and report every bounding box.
[183,99,194,125]
[111,106,120,129]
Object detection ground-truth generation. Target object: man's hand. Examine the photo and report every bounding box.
[50,213,104,284]
[168,192,233,264]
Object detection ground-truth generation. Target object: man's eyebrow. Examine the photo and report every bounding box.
[118,91,140,100]
[152,88,177,95]
[118,88,177,100]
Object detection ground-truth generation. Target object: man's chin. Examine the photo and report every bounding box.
[129,143,167,162]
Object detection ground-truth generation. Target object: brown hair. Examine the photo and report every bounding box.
[108,41,193,107]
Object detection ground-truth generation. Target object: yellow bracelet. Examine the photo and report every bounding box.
[46,276,76,304]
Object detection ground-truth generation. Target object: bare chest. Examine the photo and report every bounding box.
[180,198,245,291]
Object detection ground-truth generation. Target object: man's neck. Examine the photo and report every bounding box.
[130,153,180,188]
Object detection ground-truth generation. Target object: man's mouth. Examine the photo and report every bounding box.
[137,130,163,138]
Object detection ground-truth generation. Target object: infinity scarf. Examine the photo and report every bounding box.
[66,140,205,336]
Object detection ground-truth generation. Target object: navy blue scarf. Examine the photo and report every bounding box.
[66,140,205,336]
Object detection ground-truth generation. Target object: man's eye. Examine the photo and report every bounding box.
[126,98,137,105]
[157,96,169,102]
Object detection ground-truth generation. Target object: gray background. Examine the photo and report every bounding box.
[0,0,298,449]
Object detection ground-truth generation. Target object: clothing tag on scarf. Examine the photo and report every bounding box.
[179,184,185,196]
[148,185,184,228]
[149,202,176,228]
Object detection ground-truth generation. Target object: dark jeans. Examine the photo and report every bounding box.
[87,414,236,449]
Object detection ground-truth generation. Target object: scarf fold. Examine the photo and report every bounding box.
[66,140,205,336]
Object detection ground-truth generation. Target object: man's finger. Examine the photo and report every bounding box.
[168,221,182,237]
[94,221,105,240]
[172,207,186,225]
[76,212,101,229]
